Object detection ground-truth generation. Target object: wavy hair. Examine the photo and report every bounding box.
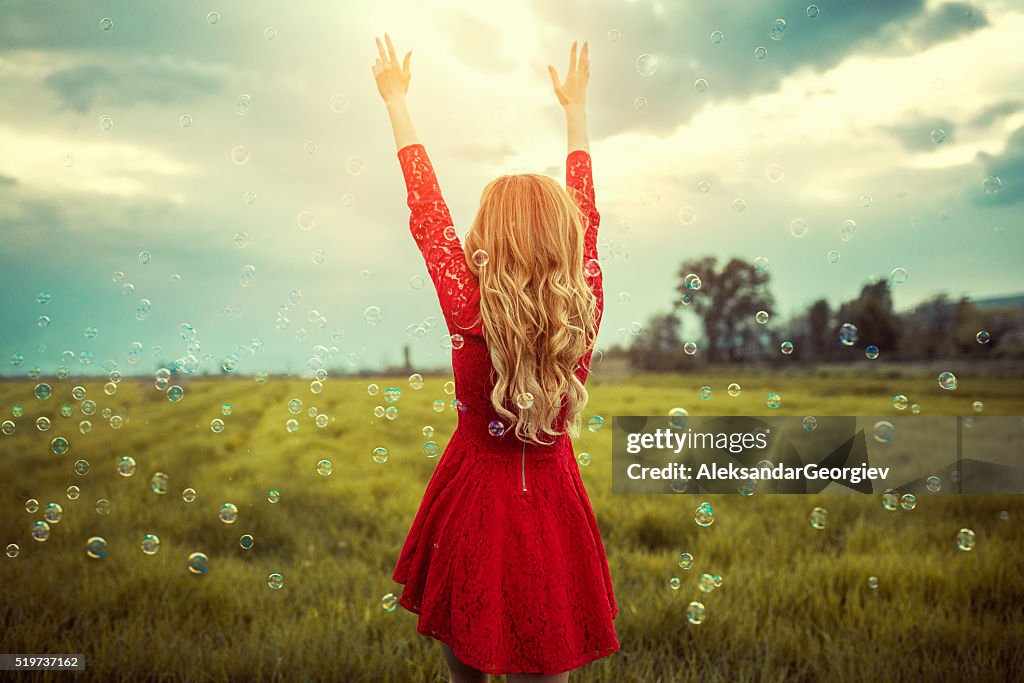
[461,172,599,445]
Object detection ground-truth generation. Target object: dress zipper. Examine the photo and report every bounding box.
[521,440,527,492]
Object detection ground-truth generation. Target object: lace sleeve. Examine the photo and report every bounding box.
[566,150,604,381]
[566,150,600,265]
[398,144,476,331]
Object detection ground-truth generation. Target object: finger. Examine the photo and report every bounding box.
[568,41,577,73]
[376,37,387,63]
[385,33,398,63]
[403,51,411,76]
[547,64,560,89]
[581,41,589,67]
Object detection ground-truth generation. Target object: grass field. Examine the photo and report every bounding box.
[1,368,1023,682]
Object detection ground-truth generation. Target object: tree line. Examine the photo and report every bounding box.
[618,256,1024,370]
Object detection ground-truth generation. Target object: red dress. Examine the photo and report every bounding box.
[391,143,619,676]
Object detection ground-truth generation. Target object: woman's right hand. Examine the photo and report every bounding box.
[547,40,589,108]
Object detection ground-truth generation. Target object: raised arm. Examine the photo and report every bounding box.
[550,41,603,352]
[548,40,590,154]
[372,33,419,151]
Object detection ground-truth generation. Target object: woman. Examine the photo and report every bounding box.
[372,34,618,682]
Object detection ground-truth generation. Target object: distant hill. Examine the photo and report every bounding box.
[972,293,1024,310]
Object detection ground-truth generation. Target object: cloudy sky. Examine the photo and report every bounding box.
[0,0,1021,378]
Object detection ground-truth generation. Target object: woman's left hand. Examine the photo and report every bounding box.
[372,33,411,102]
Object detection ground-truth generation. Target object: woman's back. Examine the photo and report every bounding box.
[397,142,605,453]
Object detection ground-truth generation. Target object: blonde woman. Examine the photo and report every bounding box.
[373,34,618,682]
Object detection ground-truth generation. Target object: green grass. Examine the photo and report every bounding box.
[1,370,1022,682]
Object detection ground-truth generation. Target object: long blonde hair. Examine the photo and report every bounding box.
[462,173,599,445]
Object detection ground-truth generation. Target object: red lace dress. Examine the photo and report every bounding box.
[391,143,619,676]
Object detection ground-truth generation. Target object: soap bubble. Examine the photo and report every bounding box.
[636,54,658,76]
[972,400,983,413]
[516,392,535,409]
[789,219,808,238]
[890,267,909,285]
[827,250,840,263]
[694,501,714,527]
[840,219,856,241]
[346,157,364,175]
[867,576,879,589]
[780,341,794,355]
[32,521,50,542]
[44,503,63,524]
[264,27,277,40]
[633,96,648,110]
[766,393,782,409]
[900,493,917,510]
[766,164,784,181]
[607,29,620,42]
[699,386,712,401]
[187,552,209,574]
[297,211,316,230]
[755,311,769,325]
[839,323,859,346]
[683,342,697,356]
[100,17,113,31]
[587,416,605,432]
[317,459,333,476]
[694,78,708,93]
[686,602,706,624]
[150,472,169,494]
[865,346,879,360]
[873,420,894,443]
[809,506,828,529]
[711,31,724,44]
[982,176,1002,194]
[371,447,389,464]
[727,383,741,397]
[802,416,817,432]
[754,46,767,60]
[207,11,219,25]
[769,19,786,40]
[976,330,990,344]
[807,5,820,18]
[677,206,696,225]
[141,534,161,555]
[86,537,107,559]
[938,371,957,391]
[684,273,702,290]
[230,145,250,164]
[893,395,908,410]
[930,129,946,144]
[956,528,975,551]
[219,503,239,524]
[732,199,747,212]
[753,256,769,272]
[329,94,349,113]
[926,476,941,493]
